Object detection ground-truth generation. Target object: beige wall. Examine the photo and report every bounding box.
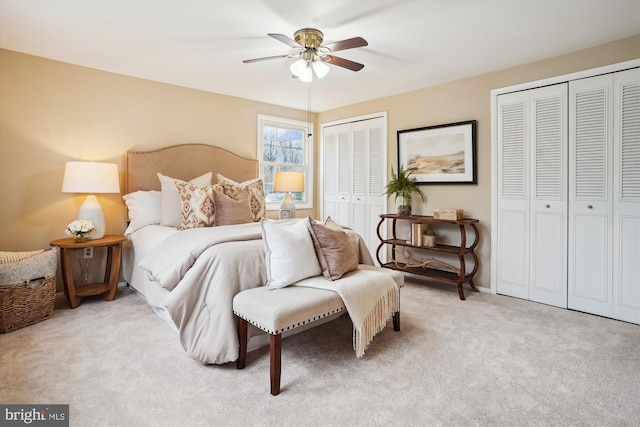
[1,35,638,291]
[0,49,312,247]
[319,35,639,289]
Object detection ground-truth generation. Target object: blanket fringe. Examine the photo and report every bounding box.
[353,285,400,358]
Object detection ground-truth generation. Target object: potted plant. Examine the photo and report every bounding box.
[422,229,437,247]
[384,165,425,216]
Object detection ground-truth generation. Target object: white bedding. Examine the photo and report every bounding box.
[122,225,180,330]
[122,220,374,365]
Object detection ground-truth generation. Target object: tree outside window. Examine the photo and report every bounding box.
[258,115,313,209]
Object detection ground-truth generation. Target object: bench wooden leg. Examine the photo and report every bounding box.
[237,316,247,369]
[393,311,400,331]
[270,333,282,396]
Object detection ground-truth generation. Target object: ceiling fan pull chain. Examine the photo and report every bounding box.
[308,82,312,138]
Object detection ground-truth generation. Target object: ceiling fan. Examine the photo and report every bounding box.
[243,28,368,82]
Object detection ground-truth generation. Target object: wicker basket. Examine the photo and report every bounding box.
[0,274,56,333]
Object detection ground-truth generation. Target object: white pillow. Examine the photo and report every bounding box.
[261,218,321,289]
[158,172,212,227]
[122,190,162,235]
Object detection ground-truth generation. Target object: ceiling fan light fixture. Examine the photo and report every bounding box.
[290,58,307,77]
[299,66,313,83]
[312,60,329,79]
[245,28,366,80]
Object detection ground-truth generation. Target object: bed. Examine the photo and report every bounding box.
[120,144,374,364]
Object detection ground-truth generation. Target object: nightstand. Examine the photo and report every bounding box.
[49,235,127,309]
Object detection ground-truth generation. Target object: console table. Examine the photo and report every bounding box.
[376,214,480,300]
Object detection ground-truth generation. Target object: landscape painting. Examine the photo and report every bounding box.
[397,120,477,184]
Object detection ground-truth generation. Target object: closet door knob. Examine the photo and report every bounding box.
[545,204,550,208]
[587,205,593,209]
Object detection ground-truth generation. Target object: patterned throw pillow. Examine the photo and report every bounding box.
[216,174,266,222]
[175,182,216,230]
[158,172,212,227]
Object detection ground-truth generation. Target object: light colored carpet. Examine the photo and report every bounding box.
[1,280,638,427]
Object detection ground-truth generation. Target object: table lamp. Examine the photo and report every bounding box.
[273,171,304,218]
[62,161,120,239]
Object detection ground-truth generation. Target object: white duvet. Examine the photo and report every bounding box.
[135,220,373,364]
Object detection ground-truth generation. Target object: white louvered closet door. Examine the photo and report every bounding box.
[612,68,640,324]
[494,64,639,323]
[322,122,351,227]
[351,117,386,262]
[336,123,352,227]
[322,128,338,220]
[351,124,367,242]
[497,84,567,306]
[367,120,386,261]
[529,85,568,307]
[321,114,387,264]
[568,74,614,318]
[496,90,530,300]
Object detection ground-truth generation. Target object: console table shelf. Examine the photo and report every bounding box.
[376,214,480,300]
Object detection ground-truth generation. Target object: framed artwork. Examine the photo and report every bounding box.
[397,120,477,185]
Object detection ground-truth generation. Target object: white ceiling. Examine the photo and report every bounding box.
[1,0,639,112]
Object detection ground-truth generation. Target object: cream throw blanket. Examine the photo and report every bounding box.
[294,266,401,358]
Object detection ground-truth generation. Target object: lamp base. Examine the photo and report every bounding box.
[77,195,106,239]
[279,193,296,218]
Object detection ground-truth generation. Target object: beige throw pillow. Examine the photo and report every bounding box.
[175,182,216,230]
[212,187,252,226]
[216,174,266,222]
[306,216,359,281]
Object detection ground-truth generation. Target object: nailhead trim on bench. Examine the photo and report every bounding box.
[233,306,346,335]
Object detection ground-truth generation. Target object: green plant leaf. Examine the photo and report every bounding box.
[383,164,425,206]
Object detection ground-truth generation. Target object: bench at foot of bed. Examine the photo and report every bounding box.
[233,266,402,396]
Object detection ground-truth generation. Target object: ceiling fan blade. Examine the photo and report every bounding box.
[268,33,300,48]
[242,54,292,64]
[323,37,368,53]
[321,55,364,72]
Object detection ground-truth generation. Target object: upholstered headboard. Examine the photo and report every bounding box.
[125,144,258,194]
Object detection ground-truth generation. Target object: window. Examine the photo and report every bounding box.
[257,114,314,210]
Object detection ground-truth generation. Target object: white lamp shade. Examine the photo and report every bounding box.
[273,171,304,193]
[62,162,120,194]
[62,161,119,239]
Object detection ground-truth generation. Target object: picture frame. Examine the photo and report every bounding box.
[397,120,477,185]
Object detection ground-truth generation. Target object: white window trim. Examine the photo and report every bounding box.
[257,114,314,211]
